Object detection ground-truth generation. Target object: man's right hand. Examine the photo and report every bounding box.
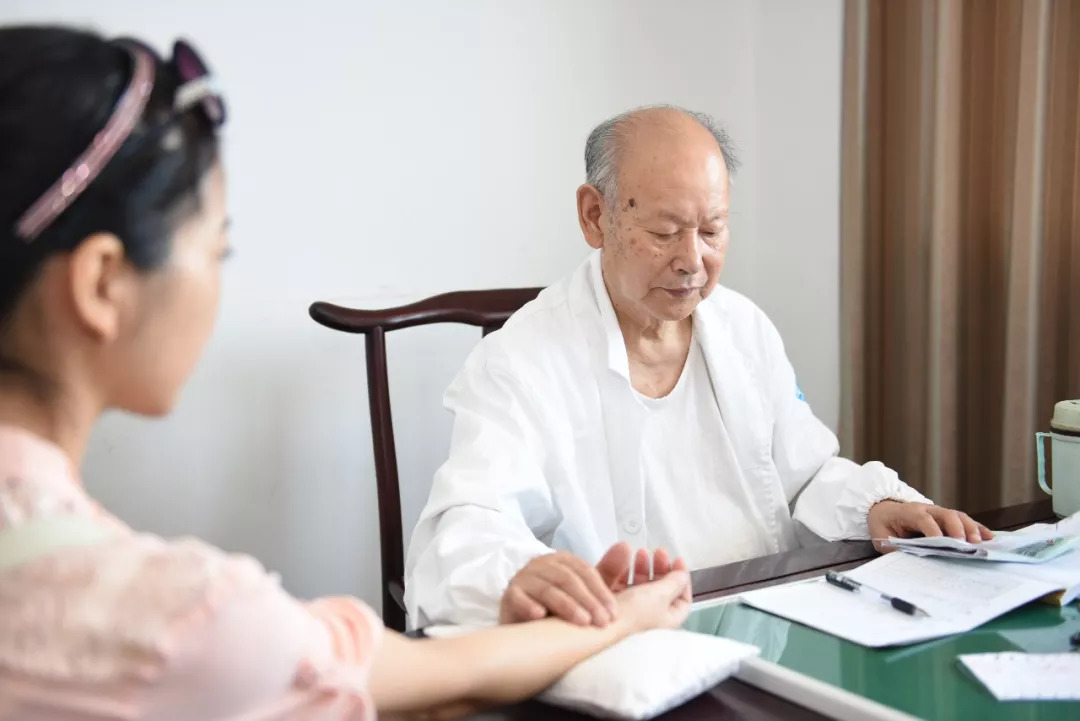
[498,543,679,627]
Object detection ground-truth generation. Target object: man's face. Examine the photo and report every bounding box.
[582,119,731,325]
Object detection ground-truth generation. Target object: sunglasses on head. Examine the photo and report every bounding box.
[13,38,227,243]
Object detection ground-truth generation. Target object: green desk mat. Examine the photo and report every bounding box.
[685,595,1080,720]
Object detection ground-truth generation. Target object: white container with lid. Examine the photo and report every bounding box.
[1037,400,1080,518]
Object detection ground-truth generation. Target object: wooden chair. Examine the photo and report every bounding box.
[309,288,544,631]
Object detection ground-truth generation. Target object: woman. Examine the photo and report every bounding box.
[0,26,692,721]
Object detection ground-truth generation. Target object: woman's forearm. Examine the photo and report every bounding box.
[371,617,632,714]
[369,565,689,717]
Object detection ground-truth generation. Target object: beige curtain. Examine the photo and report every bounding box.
[841,0,1080,512]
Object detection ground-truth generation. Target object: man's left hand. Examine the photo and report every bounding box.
[867,501,994,553]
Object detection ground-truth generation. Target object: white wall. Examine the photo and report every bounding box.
[3,0,842,610]
[751,0,843,432]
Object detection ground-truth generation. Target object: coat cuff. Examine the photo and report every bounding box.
[842,462,933,540]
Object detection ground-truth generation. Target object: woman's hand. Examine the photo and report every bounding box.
[613,557,693,633]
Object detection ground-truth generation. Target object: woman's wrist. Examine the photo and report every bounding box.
[611,594,648,637]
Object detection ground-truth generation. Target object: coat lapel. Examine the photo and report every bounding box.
[694,297,789,553]
[568,253,648,546]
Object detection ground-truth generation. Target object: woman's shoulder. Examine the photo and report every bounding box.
[0,429,382,717]
[0,526,386,719]
[0,529,284,683]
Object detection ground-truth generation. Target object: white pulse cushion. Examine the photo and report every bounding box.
[537,629,760,720]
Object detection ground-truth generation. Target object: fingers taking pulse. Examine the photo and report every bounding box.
[500,551,617,626]
[498,544,691,627]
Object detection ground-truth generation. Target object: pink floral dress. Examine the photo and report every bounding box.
[0,425,383,721]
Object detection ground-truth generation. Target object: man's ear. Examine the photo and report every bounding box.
[576,184,608,250]
[66,232,134,342]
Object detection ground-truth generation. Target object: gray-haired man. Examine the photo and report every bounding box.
[405,106,991,629]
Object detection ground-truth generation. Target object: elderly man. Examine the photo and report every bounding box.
[404,106,991,629]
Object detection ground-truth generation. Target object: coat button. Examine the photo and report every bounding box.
[623,518,641,534]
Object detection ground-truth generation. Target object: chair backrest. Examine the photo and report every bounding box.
[309,288,543,631]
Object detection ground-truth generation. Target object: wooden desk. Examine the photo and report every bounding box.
[469,499,1057,721]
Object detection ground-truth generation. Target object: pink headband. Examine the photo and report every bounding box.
[14,45,156,243]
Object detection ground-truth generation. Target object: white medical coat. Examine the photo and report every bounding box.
[405,252,929,627]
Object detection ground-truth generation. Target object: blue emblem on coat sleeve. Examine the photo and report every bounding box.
[795,383,807,402]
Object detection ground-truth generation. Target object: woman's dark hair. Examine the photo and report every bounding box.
[0,25,221,339]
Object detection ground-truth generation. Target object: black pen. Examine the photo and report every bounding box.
[825,571,931,617]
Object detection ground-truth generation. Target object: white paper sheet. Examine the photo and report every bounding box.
[887,511,1080,563]
[1002,546,1080,605]
[886,532,1080,563]
[1021,510,1080,536]
[845,552,1058,621]
[739,576,966,647]
[959,652,1080,701]
[739,553,1061,647]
